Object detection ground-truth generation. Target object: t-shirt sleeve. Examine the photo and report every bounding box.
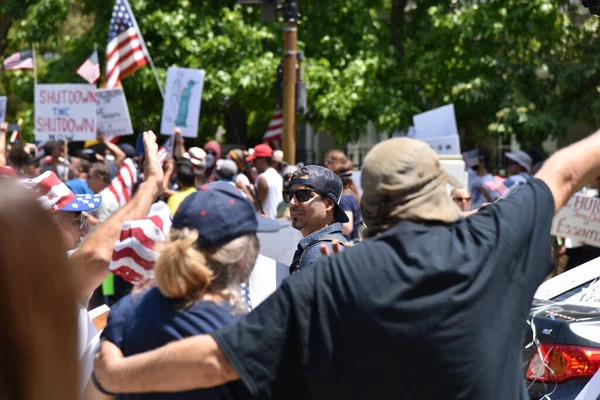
[211,269,321,398]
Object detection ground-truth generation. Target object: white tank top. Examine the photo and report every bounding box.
[256,167,283,218]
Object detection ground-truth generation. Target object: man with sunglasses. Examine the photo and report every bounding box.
[285,165,349,273]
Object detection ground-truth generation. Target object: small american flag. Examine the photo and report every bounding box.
[462,149,479,169]
[157,136,174,165]
[3,49,34,71]
[106,158,138,207]
[105,0,148,88]
[77,50,101,84]
[262,110,283,145]
[484,175,508,196]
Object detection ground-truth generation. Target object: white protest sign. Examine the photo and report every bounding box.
[421,135,461,155]
[96,88,133,137]
[35,84,96,142]
[161,67,205,138]
[551,195,600,248]
[248,254,290,308]
[412,104,459,139]
[0,96,6,125]
[257,217,303,266]
[439,156,468,189]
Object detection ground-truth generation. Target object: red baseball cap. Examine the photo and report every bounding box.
[246,144,273,162]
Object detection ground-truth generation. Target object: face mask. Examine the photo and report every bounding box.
[206,153,216,169]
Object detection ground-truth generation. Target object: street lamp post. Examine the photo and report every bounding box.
[282,1,298,165]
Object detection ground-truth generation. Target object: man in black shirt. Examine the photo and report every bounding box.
[93,133,595,399]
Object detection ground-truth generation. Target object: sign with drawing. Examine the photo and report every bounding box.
[160,67,205,138]
[551,194,600,248]
[96,88,133,136]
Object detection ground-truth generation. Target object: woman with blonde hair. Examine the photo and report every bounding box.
[0,179,78,400]
[90,182,279,399]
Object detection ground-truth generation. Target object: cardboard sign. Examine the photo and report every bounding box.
[35,84,97,142]
[161,67,205,138]
[412,104,459,139]
[257,218,303,266]
[96,88,133,136]
[551,195,600,248]
[0,96,6,125]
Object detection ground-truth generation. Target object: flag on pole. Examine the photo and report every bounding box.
[3,49,34,71]
[462,149,480,169]
[262,110,283,145]
[77,50,101,84]
[106,158,138,207]
[105,0,148,88]
[156,136,174,165]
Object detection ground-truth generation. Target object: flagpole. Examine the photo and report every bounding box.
[32,45,38,86]
[122,0,165,100]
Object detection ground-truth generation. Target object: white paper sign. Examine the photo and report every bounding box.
[421,135,461,155]
[413,104,459,139]
[257,217,303,266]
[96,88,133,136]
[248,254,290,308]
[0,96,6,125]
[551,195,600,248]
[161,67,205,138]
[35,84,97,142]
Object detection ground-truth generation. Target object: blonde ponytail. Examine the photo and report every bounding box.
[155,228,214,301]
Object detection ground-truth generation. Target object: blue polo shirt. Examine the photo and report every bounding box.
[102,287,251,400]
[291,222,345,272]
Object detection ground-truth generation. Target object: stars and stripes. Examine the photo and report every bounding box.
[462,149,479,169]
[106,158,138,207]
[484,175,509,196]
[77,50,101,84]
[109,208,172,284]
[3,49,34,71]
[262,110,283,145]
[157,136,174,165]
[105,0,148,88]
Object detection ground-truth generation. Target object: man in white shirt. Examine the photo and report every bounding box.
[247,144,283,218]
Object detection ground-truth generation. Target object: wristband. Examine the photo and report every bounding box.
[91,371,117,396]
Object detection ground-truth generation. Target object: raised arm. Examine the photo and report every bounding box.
[535,130,600,213]
[173,128,186,160]
[70,131,164,302]
[94,336,238,393]
[102,135,126,169]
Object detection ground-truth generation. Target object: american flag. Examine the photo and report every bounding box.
[3,49,34,71]
[262,110,283,145]
[77,50,101,84]
[106,158,138,207]
[105,0,148,88]
[157,136,174,165]
[484,175,509,196]
[462,149,479,168]
[109,205,172,284]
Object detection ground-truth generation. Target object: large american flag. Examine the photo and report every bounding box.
[105,0,148,88]
[262,110,283,145]
[77,50,101,84]
[106,158,138,207]
[3,49,34,71]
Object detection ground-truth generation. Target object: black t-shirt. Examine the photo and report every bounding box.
[103,288,251,400]
[211,179,555,400]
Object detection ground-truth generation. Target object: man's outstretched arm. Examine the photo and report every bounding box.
[94,336,239,393]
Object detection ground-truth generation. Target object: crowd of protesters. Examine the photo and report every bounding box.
[4,115,600,400]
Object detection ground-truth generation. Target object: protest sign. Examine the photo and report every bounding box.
[257,217,303,266]
[161,67,205,138]
[0,96,6,125]
[35,84,97,142]
[96,88,133,136]
[248,254,290,308]
[551,194,600,248]
[413,104,459,139]
[421,135,461,155]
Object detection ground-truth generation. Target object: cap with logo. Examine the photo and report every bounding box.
[288,165,350,223]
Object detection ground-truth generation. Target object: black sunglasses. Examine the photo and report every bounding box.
[283,188,318,203]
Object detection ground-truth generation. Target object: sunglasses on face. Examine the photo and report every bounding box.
[453,197,471,202]
[283,189,318,203]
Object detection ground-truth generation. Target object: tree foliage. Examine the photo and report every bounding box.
[1,0,600,147]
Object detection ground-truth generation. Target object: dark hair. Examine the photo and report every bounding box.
[8,144,30,169]
[79,159,91,174]
[333,161,360,202]
[43,141,61,156]
[90,162,111,184]
[176,159,196,187]
[0,180,78,400]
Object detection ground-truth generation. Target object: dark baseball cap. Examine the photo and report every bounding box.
[172,182,280,248]
[289,165,350,223]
